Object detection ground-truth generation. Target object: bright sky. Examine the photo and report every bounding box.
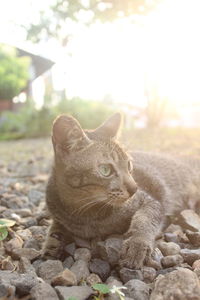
[1,0,200,109]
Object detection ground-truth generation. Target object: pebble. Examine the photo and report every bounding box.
[70,259,90,283]
[74,247,91,262]
[161,254,184,268]
[97,237,123,266]
[89,258,111,281]
[124,279,150,300]
[141,267,157,283]
[86,273,102,286]
[65,242,76,256]
[119,268,143,284]
[51,268,77,286]
[31,282,59,300]
[176,209,200,232]
[37,260,63,283]
[157,241,180,256]
[192,259,200,270]
[180,248,200,265]
[11,247,41,261]
[150,268,200,299]
[55,286,93,300]
[186,230,200,246]
[63,256,74,269]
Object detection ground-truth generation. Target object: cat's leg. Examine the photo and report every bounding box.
[120,191,163,269]
[42,220,72,260]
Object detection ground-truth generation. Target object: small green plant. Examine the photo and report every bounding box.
[0,219,16,241]
[66,283,127,300]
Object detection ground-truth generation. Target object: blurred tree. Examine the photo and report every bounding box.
[0,46,30,101]
[26,0,161,43]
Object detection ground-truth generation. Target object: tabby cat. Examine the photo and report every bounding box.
[43,113,200,268]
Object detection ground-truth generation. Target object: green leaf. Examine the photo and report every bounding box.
[67,297,79,300]
[0,219,16,228]
[92,283,110,294]
[0,227,8,241]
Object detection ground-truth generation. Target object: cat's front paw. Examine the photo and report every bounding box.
[119,236,153,269]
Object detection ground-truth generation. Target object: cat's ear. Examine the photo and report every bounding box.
[94,113,122,139]
[52,115,91,153]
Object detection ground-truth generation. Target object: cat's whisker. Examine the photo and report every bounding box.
[97,198,114,214]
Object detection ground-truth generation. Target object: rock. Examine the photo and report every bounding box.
[97,237,123,266]
[141,267,156,283]
[19,217,37,227]
[4,235,24,254]
[18,257,36,274]
[176,209,200,232]
[70,259,90,283]
[119,268,143,284]
[192,259,200,270]
[28,189,44,205]
[161,254,184,268]
[23,238,40,250]
[180,248,200,265]
[16,229,32,241]
[151,248,163,266]
[65,242,76,256]
[63,256,74,269]
[164,233,179,243]
[51,268,77,286]
[124,279,150,300]
[0,282,15,299]
[11,247,41,261]
[31,282,59,300]
[1,256,16,271]
[106,277,124,300]
[186,230,200,246]
[74,248,91,262]
[150,268,200,300]
[157,241,180,256]
[55,286,93,300]
[10,273,38,296]
[89,258,110,281]
[74,236,91,249]
[86,273,102,286]
[14,208,32,217]
[37,260,63,283]
[164,224,183,234]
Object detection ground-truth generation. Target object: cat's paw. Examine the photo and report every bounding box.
[42,232,65,261]
[119,236,153,269]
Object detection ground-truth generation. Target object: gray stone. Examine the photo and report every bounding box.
[161,254,184,268]
[37,260,63,283]
[0,282,15,299]
[74,248,91,262]
[97,237,123,266]
[151,248,163,266]
[176,209,200,232]
[157,241,180,256]
[55,286,93,300]
[65,242,76,256]
[180,248,200,265]
[11,247,41,261]
[124,279,150,300]
[31,282,59,300]
[141,267,156,283]
[70,259,90,283]
[18,257,36,274]
[16,229,32,241]
[51,268,77,286]
[24,238,40,250]
[164,233,179,243]
[86,273,102,286]
[150,268,200,300]
[4,236,24,254]
[89,258,110,281]
[63,256,74,269]
[119,268,143,284]
[186,230,200,246]
[11,273,38,296]
[28,189,44,205]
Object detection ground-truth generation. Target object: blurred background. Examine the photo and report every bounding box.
[1,0,200,155]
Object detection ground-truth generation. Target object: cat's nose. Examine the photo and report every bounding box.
[127,183,137,197]
[125,177,138,197]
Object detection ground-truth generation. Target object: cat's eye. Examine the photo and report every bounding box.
[98,164,113,177]
[128,160,133,172]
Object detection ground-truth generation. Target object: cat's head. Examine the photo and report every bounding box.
[52,113,137,214]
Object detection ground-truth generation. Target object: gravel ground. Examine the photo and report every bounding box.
[1,138,200,300]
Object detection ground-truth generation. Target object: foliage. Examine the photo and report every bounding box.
[0,219,16,241]
[26,0,161,42]
[0,45,30,100]
[0,98,116,140]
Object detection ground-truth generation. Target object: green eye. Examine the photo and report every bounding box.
[98,164,113,177]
